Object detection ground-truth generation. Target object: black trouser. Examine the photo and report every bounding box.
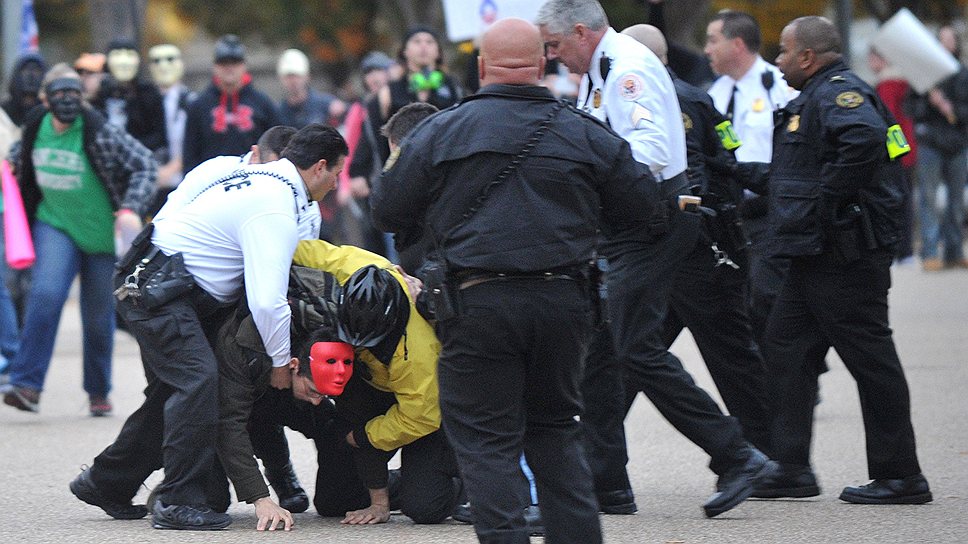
[606,210,750,478]
[250,374,461,523]
[580,324,630,494]
[661,228,772,455]
[438,279,601,544]
[89,275,229,507]
[765,249,922,479]
[744,215,791,345]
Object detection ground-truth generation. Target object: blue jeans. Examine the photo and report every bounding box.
[7,221,115,395]
[0,213,20,372]
[916,145,966,262]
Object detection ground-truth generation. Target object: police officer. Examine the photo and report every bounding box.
[537,0,775,518]
[373,17,661,544]
[704,10,798,342]
[760,16,932,504]
[70,124,348,530]
[623,23,773,458]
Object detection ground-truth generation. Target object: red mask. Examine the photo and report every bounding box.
[310,342,354,396]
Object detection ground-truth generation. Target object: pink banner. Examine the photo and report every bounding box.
[2,160,35,269]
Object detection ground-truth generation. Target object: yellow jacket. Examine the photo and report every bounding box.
[293,239,441,451]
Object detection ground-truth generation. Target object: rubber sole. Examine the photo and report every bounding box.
[752,484,821,499]
[838,490,933,505]
[704,460,778,518]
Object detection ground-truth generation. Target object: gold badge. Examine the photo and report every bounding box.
[787,114,800,132]
[835,91,864,109]
[383,147,401,172]
[752,98,765,112]
[593,89,602,109]
[681,113,693,131]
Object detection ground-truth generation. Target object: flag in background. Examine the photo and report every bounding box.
[20,0,39,53]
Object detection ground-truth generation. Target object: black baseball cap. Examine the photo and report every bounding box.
[214,34,245,63]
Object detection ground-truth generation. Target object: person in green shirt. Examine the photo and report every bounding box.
[1,63,156,415]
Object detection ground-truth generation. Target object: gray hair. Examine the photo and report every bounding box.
[535,0,609,36]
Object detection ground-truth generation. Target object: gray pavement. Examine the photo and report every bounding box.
[0,263,965,543]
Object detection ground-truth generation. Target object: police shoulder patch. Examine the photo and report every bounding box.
[835,91,864,109]
[383,147,401,172]
[681,113,693,131]
[618,73,645,101]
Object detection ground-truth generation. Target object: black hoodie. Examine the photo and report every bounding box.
[1,53,47,126]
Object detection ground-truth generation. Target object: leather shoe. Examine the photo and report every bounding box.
[839,474,932,505]
[704,447,777,518]
[752,464,821,498]
[265,462,309,513]
[451,503,544,536]
[70,468,148,519]
[152,499,232,530]
[597,488,638,514]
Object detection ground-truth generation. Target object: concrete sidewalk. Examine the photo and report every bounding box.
[0,263,965,543]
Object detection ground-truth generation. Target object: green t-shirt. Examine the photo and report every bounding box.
[33,114,114,254]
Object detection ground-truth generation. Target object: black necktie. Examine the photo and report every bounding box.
[726,84,738,121]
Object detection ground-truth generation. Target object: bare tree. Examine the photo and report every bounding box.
[87,0,147,52]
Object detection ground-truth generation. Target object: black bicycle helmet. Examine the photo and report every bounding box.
[337,265,409,349]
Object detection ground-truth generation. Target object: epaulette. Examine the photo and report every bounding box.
[829,75,848,83]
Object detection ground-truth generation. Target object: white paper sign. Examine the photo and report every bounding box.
[871,8,960,94]
[442,0,542,43]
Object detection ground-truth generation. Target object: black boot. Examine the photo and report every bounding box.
[265,462,309,513]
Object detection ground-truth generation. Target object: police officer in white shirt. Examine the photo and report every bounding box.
[71,124,347,531]
[704,10,798,343]
[538,0,777,519]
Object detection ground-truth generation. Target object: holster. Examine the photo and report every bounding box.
[140,252,196,310]
[706,198,750,255]
[116,223,155,273]
[421,259,458,322]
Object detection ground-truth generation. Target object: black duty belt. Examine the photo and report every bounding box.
[456,270,583,291]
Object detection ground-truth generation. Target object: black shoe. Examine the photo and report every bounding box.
[596,488,638,514]
[523,504,544,537]
[265,462,309,514]
[70,468,148,520]
[451,502,473,524]
[450,503,543,536]
[152,499,232,530]
[839,474,932,505]
[752,464,821,498]
[704,447,777,518]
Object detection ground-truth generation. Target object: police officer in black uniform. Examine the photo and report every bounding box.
[622,24,773,456]
[759,16,932,504]
[372,18,662,544]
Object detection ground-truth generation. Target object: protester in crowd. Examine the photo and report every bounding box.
[1,64,155,415]
[146,43,195,217]
[183,34,281,173]
[92,38,167,158]
[339,51,397,254]
[68,124,345,530]
[277,48,346,129]
[646,0,716,87]
[73,53,105,102]
[0,52,47,376]
[905,24,968,270]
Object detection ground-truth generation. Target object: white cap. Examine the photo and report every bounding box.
[277,49,310,77]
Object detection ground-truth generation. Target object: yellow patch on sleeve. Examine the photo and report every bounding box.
[835,91,864,109]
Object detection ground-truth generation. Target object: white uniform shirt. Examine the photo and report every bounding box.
[577,28,687,180]
[707,56,798,162]
[152,158,320,367]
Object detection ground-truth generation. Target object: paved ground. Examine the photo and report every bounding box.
[1,263,965,543]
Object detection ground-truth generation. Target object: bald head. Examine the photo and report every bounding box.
[622,24,668,65]
[479,17,546,86]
